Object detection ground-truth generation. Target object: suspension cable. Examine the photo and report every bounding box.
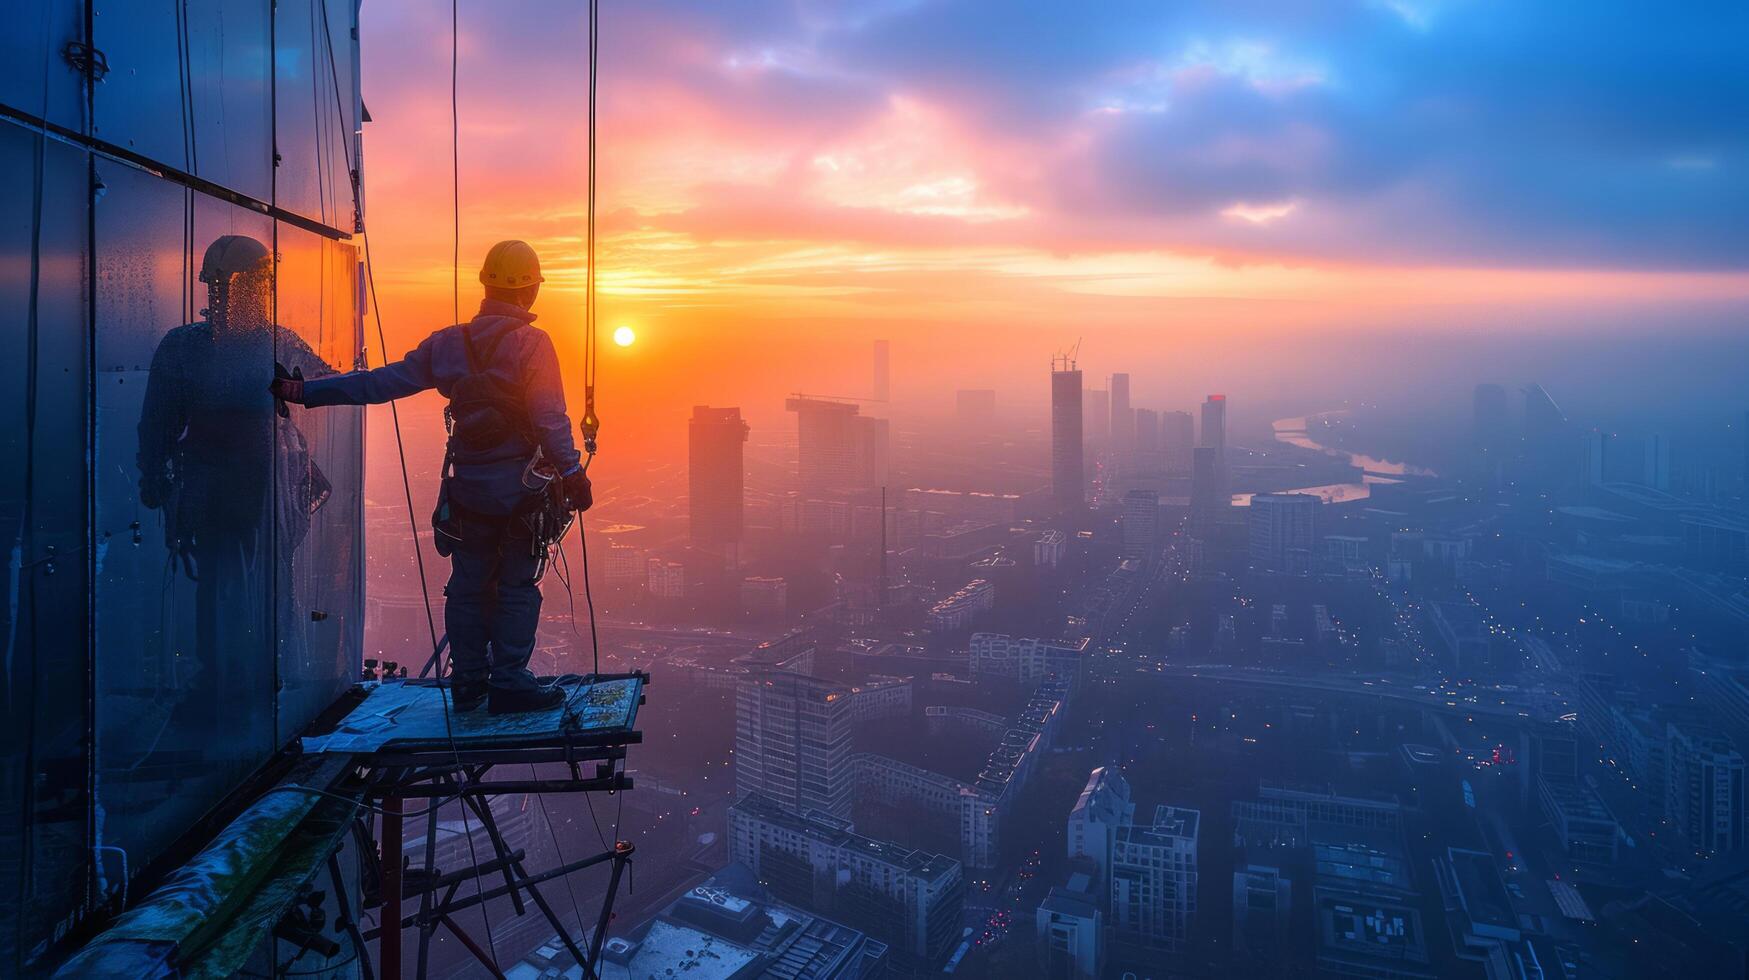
[318,0,439,654]
[445,0,503,971]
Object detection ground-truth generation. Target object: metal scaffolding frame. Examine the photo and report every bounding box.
[319,671,649,980]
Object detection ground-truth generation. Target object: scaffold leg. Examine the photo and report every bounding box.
[381,798,403,980]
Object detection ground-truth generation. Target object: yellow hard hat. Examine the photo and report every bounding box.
[479,240,545,288]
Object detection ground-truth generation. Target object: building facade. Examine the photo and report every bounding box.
[1666,724,1745,855]
[1,4,367,970]
[1248,492,1320,574]
[735,672,855,819]
[1052,362,1085,511]
[689,405,749,558]
[1110,806,1200,951]
[1123,489,1160,563]
[729,793,966,965]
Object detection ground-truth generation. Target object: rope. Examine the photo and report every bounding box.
[444,1,502,970]
[316,0,497,967]
[317,0,440,655]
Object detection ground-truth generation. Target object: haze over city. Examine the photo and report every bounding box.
[5,2,1747,980]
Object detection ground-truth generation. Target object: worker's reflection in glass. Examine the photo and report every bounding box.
[272,240,594,715]
[136,236,333,725]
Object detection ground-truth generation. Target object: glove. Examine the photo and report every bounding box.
[563,469,594,513]
[269,362,305,415]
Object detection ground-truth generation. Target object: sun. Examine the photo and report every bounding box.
[612,325,636,347]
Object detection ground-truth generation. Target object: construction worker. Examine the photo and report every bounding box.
[138,235,334,724]
[271,240,592,715]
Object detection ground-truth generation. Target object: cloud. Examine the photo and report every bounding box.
[361,0,1749,325]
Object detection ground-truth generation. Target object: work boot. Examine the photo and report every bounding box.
[449,678,488,712]
[488,683,566,716]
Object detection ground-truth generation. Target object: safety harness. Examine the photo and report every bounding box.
[431,321,573,581]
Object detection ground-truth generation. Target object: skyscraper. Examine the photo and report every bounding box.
[1248,493,1320,574]
[1200,394,1226,453]
[735,672,855,818]
[854,415,890,487]
[1190,447,1225,530]
[1052,359,1085,512]
[787,396,862,494]
[1084,388,1110,447]
[689,406,749,558]
[1134,408,1159,453]
[1162,410,1195,473]
[1110,373,1133,451]
[1122,489,1159,562]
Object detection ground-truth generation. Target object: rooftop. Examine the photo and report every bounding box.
[732,794,960,884]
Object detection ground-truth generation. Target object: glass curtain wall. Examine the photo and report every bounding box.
[0,1,365,971]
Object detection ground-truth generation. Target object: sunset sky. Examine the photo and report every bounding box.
[357,0,1749,452]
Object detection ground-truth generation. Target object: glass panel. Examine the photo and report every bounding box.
[275,0,359,230]
[185,0,274,201]
[0,124,92,975]
[322,0,361,229]
[91,1,187,171]
[0,0,86,132]
[274,227,363,741]
[93,162,279,898]
[95,0,274,201]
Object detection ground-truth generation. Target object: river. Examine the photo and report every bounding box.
[1231,412,1437,506]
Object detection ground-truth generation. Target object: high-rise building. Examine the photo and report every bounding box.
[728,793,966,965]
[647,558,687,598]
[956,389,996,429]
[787,396,862,494]
[1134,408,1159,453]
[1111,805,1200,951]
[1052,359,1085,512]
[853,415,890,487]
[689,406,749,557]
[1190,446,1225,530]
[1068,767,1134,889]
[735,672,854,818]
[1084,388,1110,447]
[1200,394,1226,454]
[1162,410,1195,473]
[1110,373,1133,451]
[1122,489,1160,562]
[1665,723,1745,855]
[872,339,890,404]
[1248,493,1320,574]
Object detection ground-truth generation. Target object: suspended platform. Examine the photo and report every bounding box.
[59,673,649,980]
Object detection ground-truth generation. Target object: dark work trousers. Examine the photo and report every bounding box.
[444,506,544,692]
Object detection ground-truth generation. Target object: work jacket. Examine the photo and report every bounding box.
[301,298,581,514]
